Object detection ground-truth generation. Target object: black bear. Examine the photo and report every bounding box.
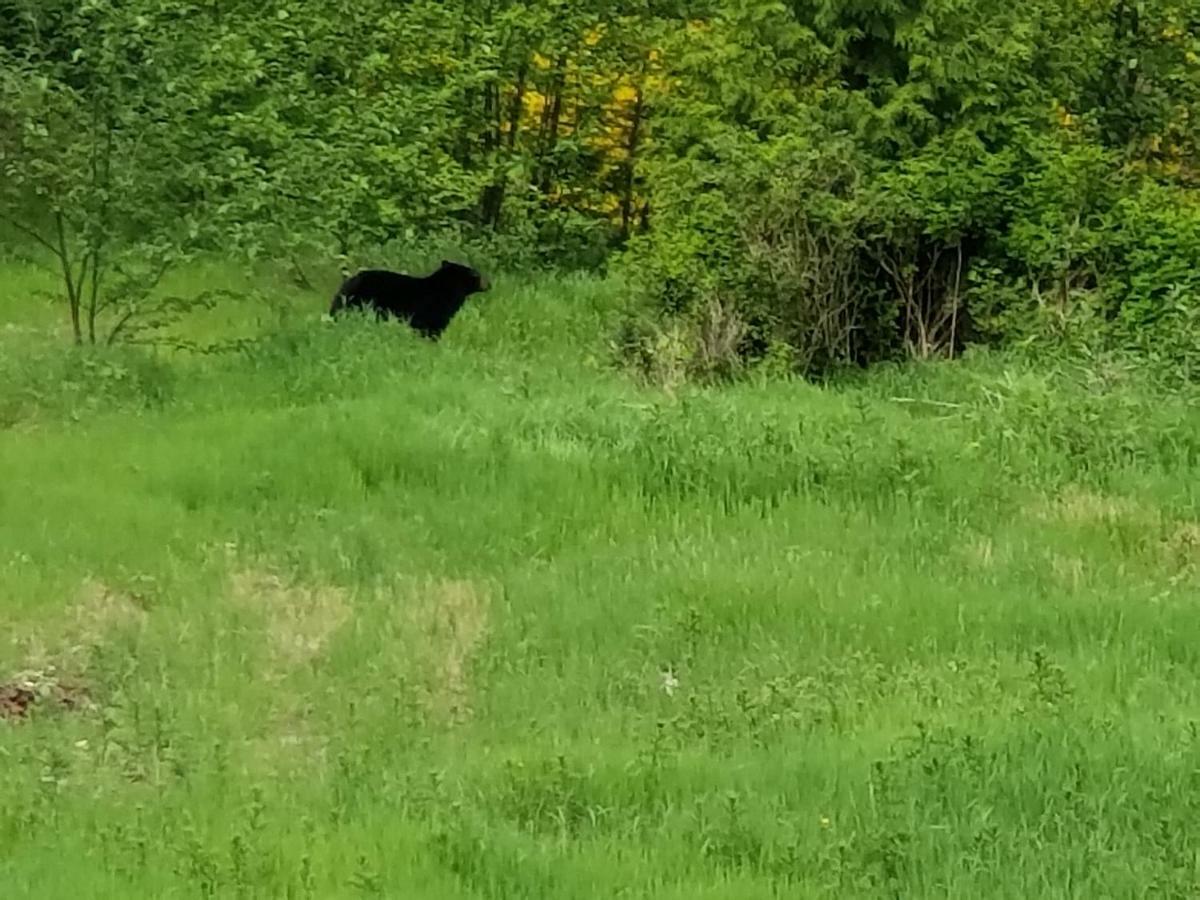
[329,260,489,340]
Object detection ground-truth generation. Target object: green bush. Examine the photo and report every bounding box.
[621,128,1012,377]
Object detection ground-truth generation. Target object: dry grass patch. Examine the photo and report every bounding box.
[957,533,1006,571]
[1049,553,1087,592]
[72,577,151,642]
[0,578,142,722]
[1161,521,1200,571]
[229,567,352,674]
[1032,486,1158,528]
[1032,488,1200,577]
[399,577,492,724]
[14,577,147,667]
[226,566,351,771]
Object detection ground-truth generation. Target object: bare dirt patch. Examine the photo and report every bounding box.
[0,665,91,722]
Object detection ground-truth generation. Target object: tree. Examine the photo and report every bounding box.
[1,1,225,344]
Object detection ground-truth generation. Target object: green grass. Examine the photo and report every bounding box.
[3,260,1200,898]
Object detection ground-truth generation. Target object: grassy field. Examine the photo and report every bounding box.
[3,259,1200,898]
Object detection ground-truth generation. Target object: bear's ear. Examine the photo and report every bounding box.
[441,259,454,268]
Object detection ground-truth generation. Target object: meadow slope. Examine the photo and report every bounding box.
[2,263,1200,898]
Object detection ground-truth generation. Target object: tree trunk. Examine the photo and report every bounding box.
[54,212,83,345]
[619,84,646,242]
[535,55,567,197]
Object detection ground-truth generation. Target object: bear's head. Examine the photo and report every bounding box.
[439,260,490,297]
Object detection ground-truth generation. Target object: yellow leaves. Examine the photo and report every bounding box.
[612,83,640,106]
[1053,102,1076,129]
[1129,117,1198,184]
[489,42,661,225]
[521,87,545,120]
[595,194,623,216]
[588,130,623,156]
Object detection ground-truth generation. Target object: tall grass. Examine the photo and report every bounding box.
[2,261,1200,897]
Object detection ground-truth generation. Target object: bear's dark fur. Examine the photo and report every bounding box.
[330,260,489,340]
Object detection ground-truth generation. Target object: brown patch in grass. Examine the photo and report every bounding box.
[0,684,36,720]
[0,665,91,722]
[230,568,351,672]
[2,579,147,723]
[402,578,491,724]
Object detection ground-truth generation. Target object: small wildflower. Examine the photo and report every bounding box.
[660,669,679,697]
[820,816,831,829]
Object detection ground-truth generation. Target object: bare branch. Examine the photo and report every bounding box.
[101,255,176,345]
[105,306,139,346]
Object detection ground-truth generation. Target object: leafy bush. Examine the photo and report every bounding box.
[621,128,1011,377]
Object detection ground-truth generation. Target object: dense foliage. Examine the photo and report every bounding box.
[621,0,1200,376]
[2,0,1198,370]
